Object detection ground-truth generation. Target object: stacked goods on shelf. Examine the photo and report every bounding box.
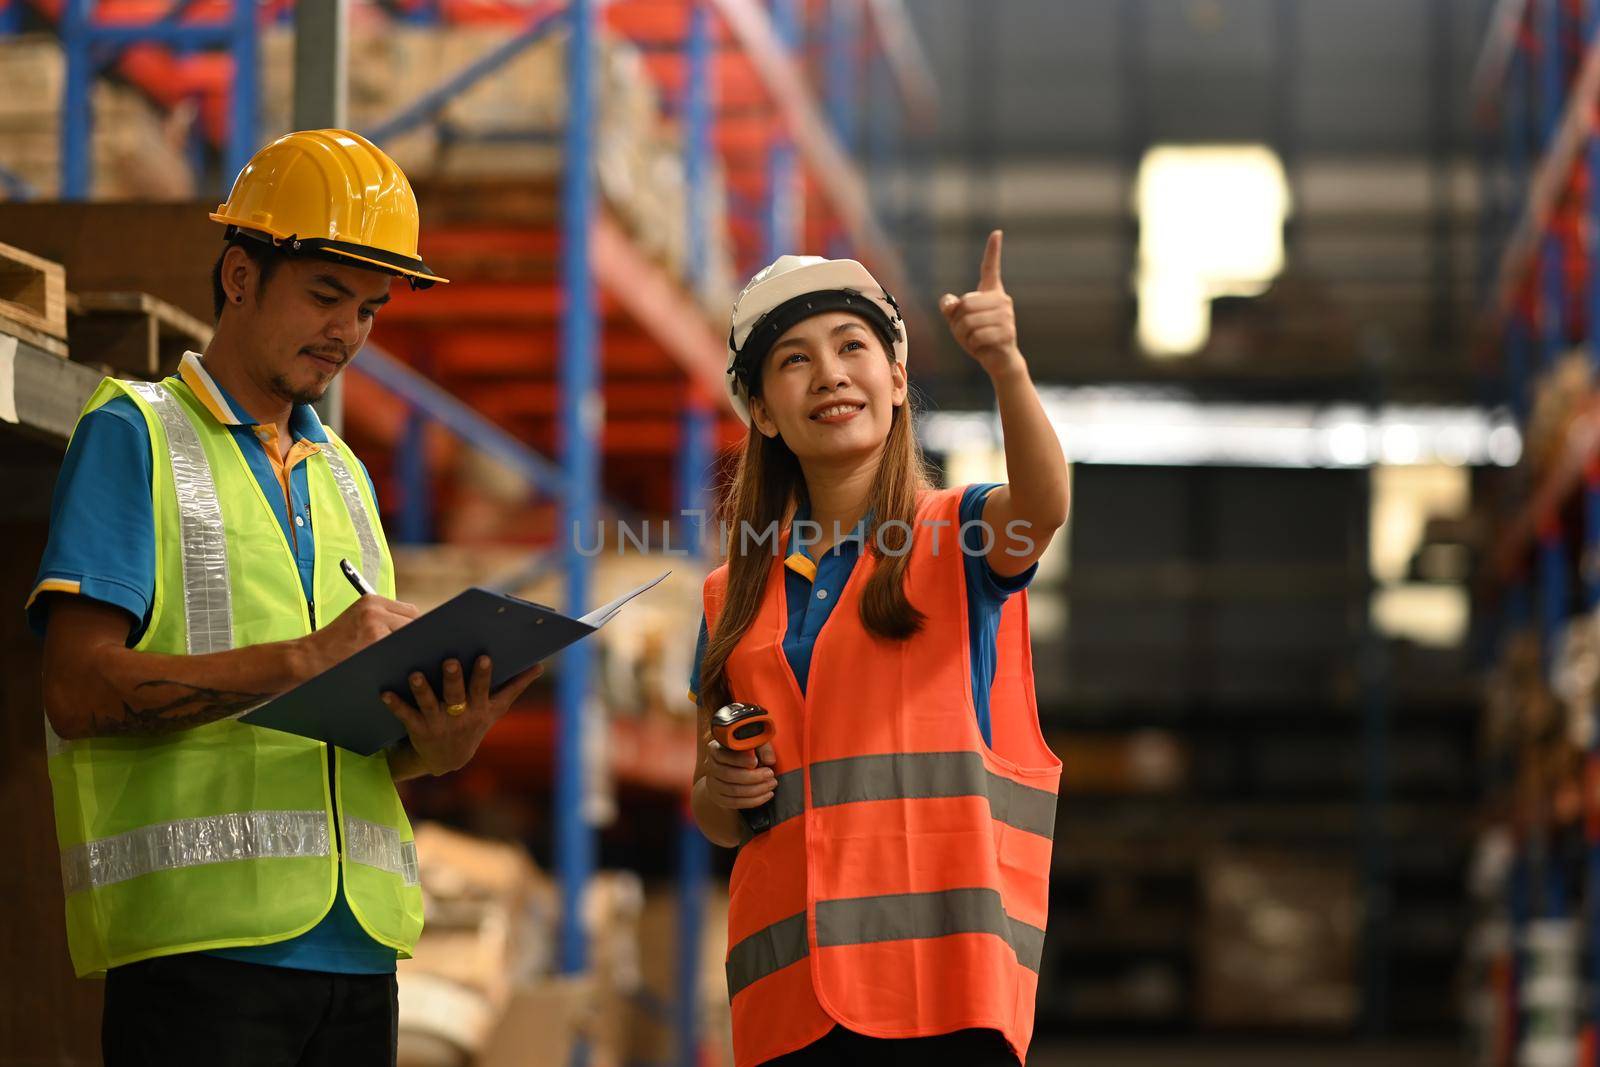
[1053,730,1188,796]
[399,823,685,1067]
[398,823,565,1063]
[1517,919,1582,1067]
[622,886,733,1067]
[582,871,647,1067]
[1463,827,1515,1067]
[0,36,196,201]
[1522,351,1594,478]
[1196,849,1360,1028]
[0,237,66,356]
[259,24,737,311]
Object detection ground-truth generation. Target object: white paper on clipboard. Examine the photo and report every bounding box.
[577,570,672,628]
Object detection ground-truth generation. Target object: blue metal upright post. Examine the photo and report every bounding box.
[673,394,714,1067]
[228,0,259,184]
[557,0,599,983]
[824,0,861,259]
[1585,0,1600,1042]
[1538,529,1568,679]
[1509,316,1532,423]
[867,50,896,243]
[1538,0,1565,375]
[1540,226,1564,373]
[766,0,800,260]
[396,406,433,544]
[826,0,860,150]
[674,7,717,1064]
[685,0,714,296]
[61,0,92,199]
[1540,0,1563,149]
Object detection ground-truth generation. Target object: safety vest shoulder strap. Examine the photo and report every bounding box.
[703,562,729,635]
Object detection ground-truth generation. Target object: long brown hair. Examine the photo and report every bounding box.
[697,382,934,717]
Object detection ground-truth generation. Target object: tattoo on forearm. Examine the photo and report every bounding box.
[90,680,271,737]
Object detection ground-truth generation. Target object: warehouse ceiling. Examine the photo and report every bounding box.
[895,0,1492,408]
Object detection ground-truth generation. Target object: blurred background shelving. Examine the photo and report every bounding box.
[0,2,1568,1066]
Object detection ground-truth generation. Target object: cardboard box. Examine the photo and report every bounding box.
[477,976,594,1067]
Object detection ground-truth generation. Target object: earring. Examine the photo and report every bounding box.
[234,294,243,304]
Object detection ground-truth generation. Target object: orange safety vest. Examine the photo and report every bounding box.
[703,486,1061,1065]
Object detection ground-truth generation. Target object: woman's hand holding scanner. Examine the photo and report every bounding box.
[707,703,779,832]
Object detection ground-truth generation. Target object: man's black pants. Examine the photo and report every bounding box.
[764,1025,1020,1066]
[102,952,397,1066]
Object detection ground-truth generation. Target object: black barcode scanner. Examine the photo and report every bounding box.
[712,703,777,834]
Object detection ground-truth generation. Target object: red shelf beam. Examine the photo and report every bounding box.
[1478,18,1600,357]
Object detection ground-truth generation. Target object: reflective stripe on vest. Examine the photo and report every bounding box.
[762,752,1057,839]
[320,443,383,587]
[59,810,330,896]
[126,381,233,655]
[345,816,421,887]
[727,888,1048,998]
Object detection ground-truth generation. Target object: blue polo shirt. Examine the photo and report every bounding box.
[27,352,397,975]
[688,483,1037,745]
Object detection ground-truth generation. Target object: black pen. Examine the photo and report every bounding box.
[340,558,378,598]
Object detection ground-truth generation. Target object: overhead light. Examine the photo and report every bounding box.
[1135,144,1291,358]
[920,387,1522,469]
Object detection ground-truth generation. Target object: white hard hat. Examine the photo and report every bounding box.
[725,255,907,428]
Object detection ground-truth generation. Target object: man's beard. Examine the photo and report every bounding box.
[270,373,329,407]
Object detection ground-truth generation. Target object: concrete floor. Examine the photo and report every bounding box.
[1027,1040,1464,1067]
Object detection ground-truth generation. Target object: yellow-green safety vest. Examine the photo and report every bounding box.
[46,374,424,978]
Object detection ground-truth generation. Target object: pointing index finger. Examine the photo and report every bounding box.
[979,230,1004,292]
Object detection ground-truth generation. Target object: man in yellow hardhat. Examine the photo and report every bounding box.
[28,130,539,1064]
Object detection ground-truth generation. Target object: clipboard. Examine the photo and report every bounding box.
[240,571,670,755]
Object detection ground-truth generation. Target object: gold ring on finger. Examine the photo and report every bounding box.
[445,702,468,717]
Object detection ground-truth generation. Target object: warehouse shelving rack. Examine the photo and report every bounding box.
[1475,0,1600,1059]
[1,1,933,1061]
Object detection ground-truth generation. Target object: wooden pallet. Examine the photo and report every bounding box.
[0,239,66,353]
[66,291,212,379]
[0,315,66,358]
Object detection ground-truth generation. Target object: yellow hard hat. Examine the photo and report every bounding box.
[210,129,447,288]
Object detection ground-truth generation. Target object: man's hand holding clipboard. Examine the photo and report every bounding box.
[316,558,544,778]
[241,568,671,762]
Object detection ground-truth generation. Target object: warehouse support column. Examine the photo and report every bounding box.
[674,395,714,1067]
[558,0,600,988]
[60,0,90,200]
[767,0,801,259]
[296,0,349,433]
[824,0,860,259]
[1585,0,1600,1042]
[675,7,716,1063]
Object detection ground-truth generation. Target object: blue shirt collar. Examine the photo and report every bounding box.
[178,351,330,443]
[788,499,872,560]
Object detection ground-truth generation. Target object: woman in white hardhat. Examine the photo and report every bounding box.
[687,233,1071,1066]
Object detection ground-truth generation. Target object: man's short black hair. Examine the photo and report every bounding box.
[211,234,286,321]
